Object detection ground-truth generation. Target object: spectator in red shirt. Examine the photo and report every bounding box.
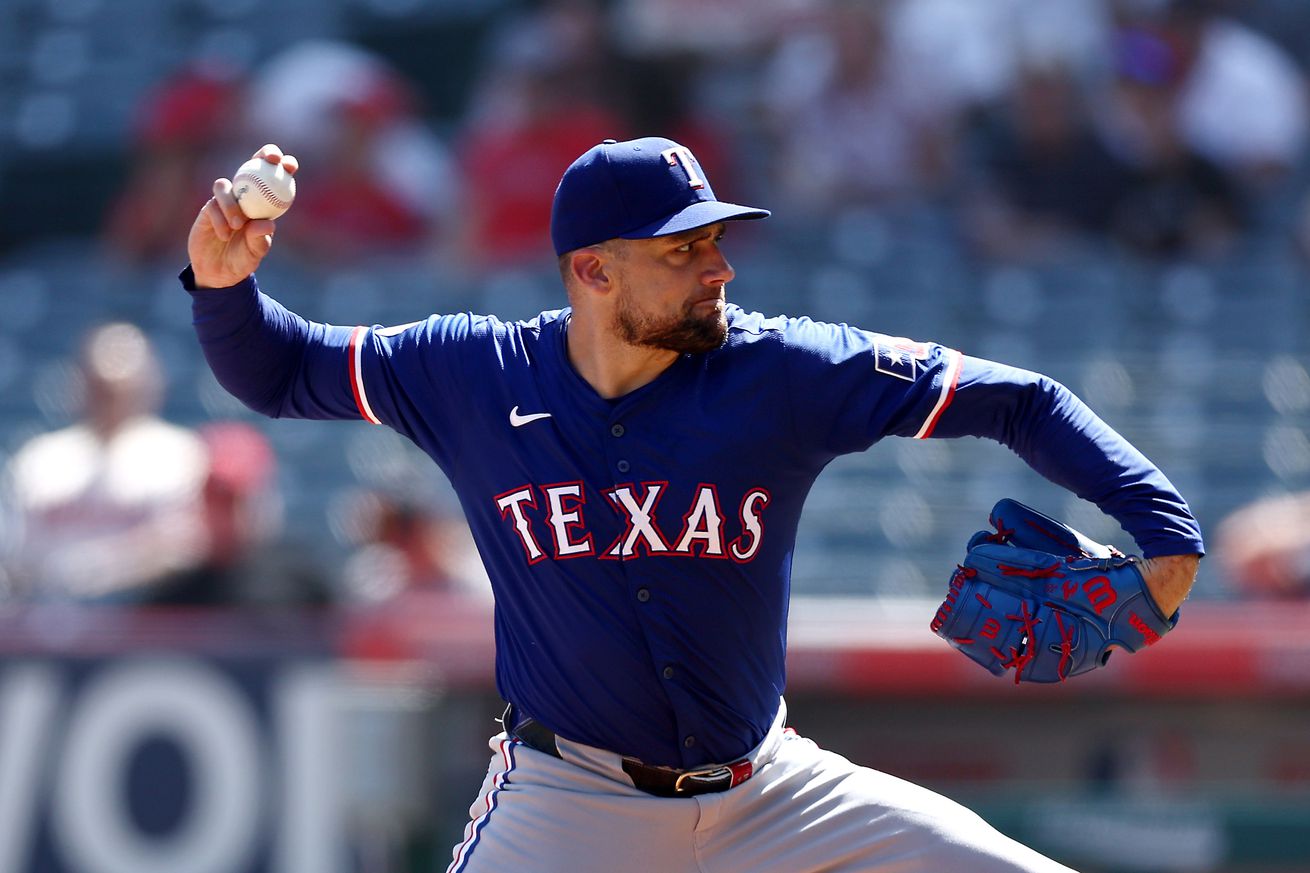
[454,4,627,267]
[102,61,245,265]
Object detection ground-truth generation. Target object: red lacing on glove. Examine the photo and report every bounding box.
[993,600,1044,684]
[992,643,1033,684]
[985,513,1011,540]
[999,561,1065,579]
[985,515,1015,544]
[1047,605,1076,682]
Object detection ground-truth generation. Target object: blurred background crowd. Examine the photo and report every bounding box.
[3,2,1310,871]
[1,0,1308,609]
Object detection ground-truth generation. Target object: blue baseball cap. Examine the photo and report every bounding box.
[550,136,770,256]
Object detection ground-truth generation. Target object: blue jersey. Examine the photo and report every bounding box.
[185,269,1204,768]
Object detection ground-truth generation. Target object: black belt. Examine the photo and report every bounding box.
[509,714,754,798]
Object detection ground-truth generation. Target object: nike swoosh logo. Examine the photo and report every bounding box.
[509,406,553,427]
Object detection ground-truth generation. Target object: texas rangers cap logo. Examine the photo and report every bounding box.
[661,145,705,190]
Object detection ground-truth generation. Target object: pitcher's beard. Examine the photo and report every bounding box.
[615,296,727,356]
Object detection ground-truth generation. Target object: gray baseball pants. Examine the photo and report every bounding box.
[446,700,1078,873]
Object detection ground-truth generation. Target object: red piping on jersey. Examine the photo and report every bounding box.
[916,349,961,439]
[348,326,382,425]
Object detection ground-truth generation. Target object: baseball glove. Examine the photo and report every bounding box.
[930,499,1178,683]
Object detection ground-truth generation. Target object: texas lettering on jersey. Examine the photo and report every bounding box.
[495,481,772,564]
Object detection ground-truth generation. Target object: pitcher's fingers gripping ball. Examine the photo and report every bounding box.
[931,499,1178,683]
[232,157,296,220]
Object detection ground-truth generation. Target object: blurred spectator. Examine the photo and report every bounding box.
[336,488,490,661]
[1095,1,1306,222]
[338,488,488,605]
[612,0,789,55]
[102,59,246,265]
[2,323,207,601]
[1096,20,1246,258]
[891,0,1113,113]
[613,52,735,198]
[758,1,956,214]
[1160,1,1308,184]
[453,2,629,267]
[1215,491,1310,598]
[146,422,335,608]
[242,41,459,266]
[963,61,1136,261]
[521,0,626,115]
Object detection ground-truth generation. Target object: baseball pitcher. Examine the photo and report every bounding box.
[184,138,1203,872]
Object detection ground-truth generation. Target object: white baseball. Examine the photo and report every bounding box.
[232,157,296,220]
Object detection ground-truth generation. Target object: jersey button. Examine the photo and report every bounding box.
[616,459,631,473]
[610,424,625,438]
[683,736,696,749]
[636,587,651,602]
[662,666,675,679]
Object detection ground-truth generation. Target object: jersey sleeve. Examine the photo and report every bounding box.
[782,317,963,455]
[778,316,1203,558]
[346,313,485,468]
[186,268,480,468]
[929,355,1205,558]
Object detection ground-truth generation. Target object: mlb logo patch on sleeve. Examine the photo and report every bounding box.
[874,336,929,382]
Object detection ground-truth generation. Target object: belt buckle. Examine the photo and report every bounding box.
[673,758,753,794]
[674,765,729,793]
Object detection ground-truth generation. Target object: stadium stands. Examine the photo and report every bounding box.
[1,0,1306,601]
